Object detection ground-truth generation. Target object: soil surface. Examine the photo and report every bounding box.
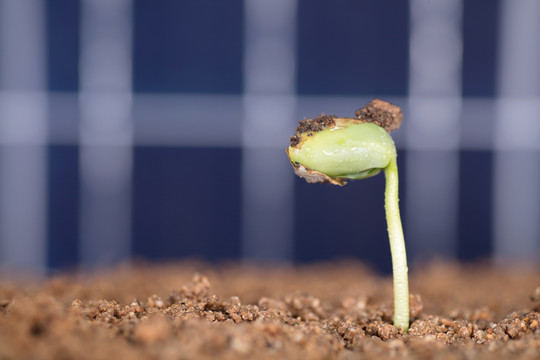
[1,261,539,359]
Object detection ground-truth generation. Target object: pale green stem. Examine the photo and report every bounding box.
[383,157,409,331]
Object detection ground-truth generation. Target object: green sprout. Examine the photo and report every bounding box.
[286,99,409,331]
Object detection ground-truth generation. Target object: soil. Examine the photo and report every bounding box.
[355,99,403,133]
[290,114,337,147]
[0,260,539,360]
[290,99,402,149]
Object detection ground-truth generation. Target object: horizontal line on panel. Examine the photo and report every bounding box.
[41,93,506,150]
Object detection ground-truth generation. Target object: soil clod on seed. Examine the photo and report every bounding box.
[355,98,403,133]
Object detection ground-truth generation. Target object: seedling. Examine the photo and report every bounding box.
[286,99,409,331]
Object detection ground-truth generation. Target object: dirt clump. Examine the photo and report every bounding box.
[355,98,403,133]
[290,114,337,147]
[0,261,539,359]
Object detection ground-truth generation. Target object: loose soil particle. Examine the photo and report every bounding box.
[0,261,539,360]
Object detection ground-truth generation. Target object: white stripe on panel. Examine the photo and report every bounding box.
[0,136,48,271]
[242,0,298,262]
[79,0,133,268]
[494,0,540,261]
[132,94,243,147]
[493,151,540,260]
[497,0,540,98]
[0,0,46,91]
[407,0,463,261]
[460,98,495,150]
[48,92,81,145]
[0,0,47,273]
[48,94,499,151]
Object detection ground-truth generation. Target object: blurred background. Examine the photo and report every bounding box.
[0,0,539,274]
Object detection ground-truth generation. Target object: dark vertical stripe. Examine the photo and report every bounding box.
[47,145,80,270]
[46,0,80,92]
[133,0,244,93]
[297,0,409,95]
[462,0,500,96]
[132,147,242,261]
[458,151,493,260]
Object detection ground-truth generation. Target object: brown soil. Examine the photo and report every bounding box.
[1,261,539,360]
[355,99,403,133]
[290,99,402,149]
[290,114,337,147]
